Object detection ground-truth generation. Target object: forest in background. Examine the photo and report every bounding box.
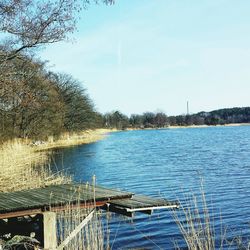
[103,107,250,130]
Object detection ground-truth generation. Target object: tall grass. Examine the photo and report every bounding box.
[172,185,216,250]
[56,200,104,249]
[56,179,105,250]
[0,129,112,192]
[0,140,69,192]
[40,129,114,150]
[57,204,104,250]
[172,182,250,250]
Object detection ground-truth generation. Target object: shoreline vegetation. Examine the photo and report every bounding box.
[163,122,250,129]
[36,128,117,150]
[0,129,111,249]
[128,122,250,130]
[0,129,114,193]
[103,107,250,131]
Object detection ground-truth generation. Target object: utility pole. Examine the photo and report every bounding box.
[187,101,189,115]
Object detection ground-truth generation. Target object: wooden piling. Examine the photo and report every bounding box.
[43,212,57,250]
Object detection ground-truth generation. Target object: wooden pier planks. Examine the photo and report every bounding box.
[105,195,179,217]
[109,195,179,210]
[0,183,133,218]
[0,183,178,219]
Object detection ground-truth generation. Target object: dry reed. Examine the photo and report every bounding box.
[170,178,250,250]
[0,140,69,192]
[172,186,250,250]
[39,129,115,150]
[0,129,112,192]
[0,139,106,249]
[56,181,105,250]
[172,182,218,250]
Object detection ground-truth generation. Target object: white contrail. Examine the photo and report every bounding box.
[117,40,122,67]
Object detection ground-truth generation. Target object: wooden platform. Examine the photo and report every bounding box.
[0,183,179,249]
[0,183,133,219]
[105,195,179,217]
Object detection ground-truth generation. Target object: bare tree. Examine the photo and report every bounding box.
[0,0,114,140]
[0,0,114,63]
[52,73,97,131]
[0,57,64,139]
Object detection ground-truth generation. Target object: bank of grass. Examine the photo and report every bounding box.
[0,129,113,192]
[0,140,69,192]
[39,128,116,151]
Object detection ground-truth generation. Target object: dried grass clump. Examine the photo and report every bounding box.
[172,182,217,250]
[0,140,70,192]
[56,180,104,250]
[0,129,113,192]
[172,184,250,250]
[56,205,104,250]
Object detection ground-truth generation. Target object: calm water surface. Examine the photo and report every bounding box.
[53,126,250,249]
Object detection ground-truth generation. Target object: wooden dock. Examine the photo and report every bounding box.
[0,183,132,219]
[106,194,179,217]
[0,183,179,249]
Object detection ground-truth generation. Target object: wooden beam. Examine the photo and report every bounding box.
[0,200,106,220]
[104,204,134,217]
[126,204,179,212]
[50,200,106,213]
[43,212,57,250]
[56,209,95,250]
[0,209,42,219]
[104,203,179,217]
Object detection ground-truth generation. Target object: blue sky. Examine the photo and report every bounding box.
[40,0,250,116]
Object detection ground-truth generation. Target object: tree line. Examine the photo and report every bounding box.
[0,57,103,141]
[0,0,112,141]
[103,107,250,130]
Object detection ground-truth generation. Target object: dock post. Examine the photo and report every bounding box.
[43,212,57,250]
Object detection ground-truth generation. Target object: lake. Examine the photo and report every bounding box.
[52,126,250,249]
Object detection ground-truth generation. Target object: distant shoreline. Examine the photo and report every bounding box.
[26,123,250,152]
[125,123,250,131]
[168,123,250,129]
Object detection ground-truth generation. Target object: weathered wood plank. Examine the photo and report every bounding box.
[43,212,57,250]
[0,209,42,219]
[0,183,133,216]
[56,209,95,250]
[106,195,179,216]
[110,195,179,209]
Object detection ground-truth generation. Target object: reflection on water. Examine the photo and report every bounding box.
[52,126,250,249]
